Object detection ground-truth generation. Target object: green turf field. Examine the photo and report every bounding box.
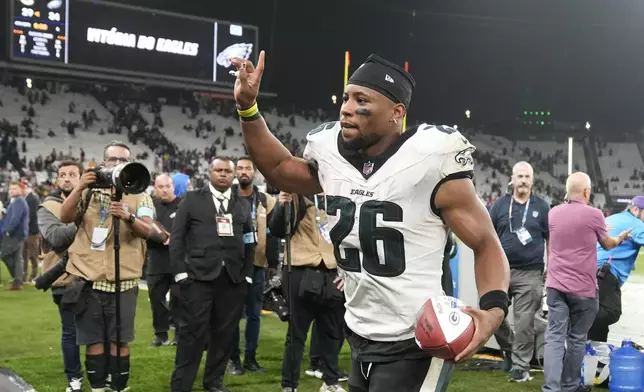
[0,268,543,392]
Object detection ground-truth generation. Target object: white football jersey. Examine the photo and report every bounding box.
[303,121,476,341]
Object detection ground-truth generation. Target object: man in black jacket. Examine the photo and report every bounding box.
[169,157,256,392]
[147,174,181,347]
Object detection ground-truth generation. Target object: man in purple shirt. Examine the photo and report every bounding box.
[542,172,631,392]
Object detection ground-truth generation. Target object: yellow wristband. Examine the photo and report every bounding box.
[237,103,259,118]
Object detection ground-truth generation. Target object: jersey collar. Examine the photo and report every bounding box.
[337,125,419,180]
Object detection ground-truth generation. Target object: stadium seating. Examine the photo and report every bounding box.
[1,81,642,209]
[597,142,644,196]
[0,84,158,183]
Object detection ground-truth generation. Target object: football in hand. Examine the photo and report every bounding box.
[414,296,476,360]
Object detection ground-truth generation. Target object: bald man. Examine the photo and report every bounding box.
[489,161,551,381]
[147,174,181,347]
[543,172,630,392]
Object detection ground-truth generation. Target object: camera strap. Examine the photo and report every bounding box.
[78,190,112,248]
[75,190,95,227]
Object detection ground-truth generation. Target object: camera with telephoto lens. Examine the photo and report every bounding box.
[35,257,68,291]
[88,162,151,195]
[263,275,289,322]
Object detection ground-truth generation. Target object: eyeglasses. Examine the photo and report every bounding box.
[106,157,129,164]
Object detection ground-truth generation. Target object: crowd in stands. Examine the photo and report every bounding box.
[1,78,644,212]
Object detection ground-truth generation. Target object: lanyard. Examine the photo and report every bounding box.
[250,193,257,222]
[250,193,258,236]
[314,195,327,224]
[508,197,530,233]
[98,192,109,227]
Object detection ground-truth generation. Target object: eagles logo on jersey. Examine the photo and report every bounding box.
[303,122,476,341]
[216,43,254,69]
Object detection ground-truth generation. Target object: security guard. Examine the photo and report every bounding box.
[170,157,256,392]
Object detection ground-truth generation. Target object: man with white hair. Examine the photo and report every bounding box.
[489,161,551,382]
[543,172,630,392]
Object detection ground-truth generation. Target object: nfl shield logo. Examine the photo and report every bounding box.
[532,211,539,218]
[363,161,374,175]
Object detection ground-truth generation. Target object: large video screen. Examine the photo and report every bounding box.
[9,0,258,85]
[11,0,68,63]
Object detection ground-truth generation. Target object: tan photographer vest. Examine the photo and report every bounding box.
[66,190,147,281]
[254,192,276,268]
[40,199,76,288]
[289,195,336,269]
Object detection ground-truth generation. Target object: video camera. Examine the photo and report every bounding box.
[263,275,289,322]
[88,162,151,195]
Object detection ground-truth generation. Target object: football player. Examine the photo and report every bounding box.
[231,51,511,392]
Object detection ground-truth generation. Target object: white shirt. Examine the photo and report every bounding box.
[209,183,231,214]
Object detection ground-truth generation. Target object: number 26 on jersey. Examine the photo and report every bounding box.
[326,195,406,277]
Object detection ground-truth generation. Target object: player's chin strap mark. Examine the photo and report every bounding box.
[360,362,373,380]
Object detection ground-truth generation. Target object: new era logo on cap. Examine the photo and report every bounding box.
[385,74,394,83]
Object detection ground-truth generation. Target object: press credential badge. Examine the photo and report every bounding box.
[217,214,234,236]
[91,227,109,251]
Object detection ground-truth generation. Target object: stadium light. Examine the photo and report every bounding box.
[585,121,591,130]
[331,95,337,104]
[465,109,471,119]
[26,78,32,89]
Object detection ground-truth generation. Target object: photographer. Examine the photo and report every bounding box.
[38,160,84,392]
[59,141,157,392]
[268,192,345,392]
[229,157,280,375]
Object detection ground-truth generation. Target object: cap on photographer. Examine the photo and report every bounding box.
[38,159,84,392]
[59,141,158,392]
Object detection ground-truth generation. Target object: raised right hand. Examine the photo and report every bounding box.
[231,50,266,110]
[278,191,293,204]
[78,171,96,191]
